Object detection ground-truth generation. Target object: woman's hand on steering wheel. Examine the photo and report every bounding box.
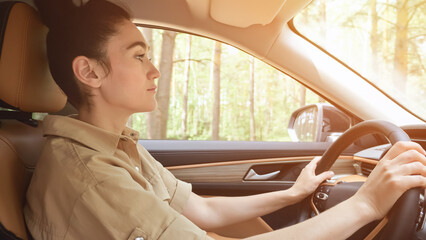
[289,157,335,201]
[353,141,426,220]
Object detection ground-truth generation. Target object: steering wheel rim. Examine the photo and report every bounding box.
[314,120,421,240]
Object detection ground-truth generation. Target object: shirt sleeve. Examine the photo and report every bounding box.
[67,170,208,240]
[154,159,193,213]
[137,144,192,213]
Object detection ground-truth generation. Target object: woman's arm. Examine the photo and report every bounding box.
[183,141,426,239]
[246,195,375,240]
[182,157,334,230]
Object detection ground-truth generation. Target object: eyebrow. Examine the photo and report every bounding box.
[126,41,150,51]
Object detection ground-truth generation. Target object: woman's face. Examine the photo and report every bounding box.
[99,19,160,114]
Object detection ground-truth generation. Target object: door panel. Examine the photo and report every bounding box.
[167,156,355,183]
[141,139,360,232]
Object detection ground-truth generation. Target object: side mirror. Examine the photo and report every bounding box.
[288,104,352,142]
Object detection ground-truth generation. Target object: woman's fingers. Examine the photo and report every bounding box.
[393,155,426,177]
[371,149,426,194]
[383,141,426,161]
[389,148,426,165]
[399,175,426,190]
[375,150,426,188]
[316,171,334,182]
[290,157,334,198]
[306,157,334,183]
[305,157,321,171]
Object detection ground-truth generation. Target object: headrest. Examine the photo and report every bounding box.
[0,2,67,113]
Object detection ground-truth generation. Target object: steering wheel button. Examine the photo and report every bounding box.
[316,192,328,201]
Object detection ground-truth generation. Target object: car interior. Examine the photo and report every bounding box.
[0,2,67,239]
[0,1,425,240]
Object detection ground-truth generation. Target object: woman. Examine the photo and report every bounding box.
[25,0,426,239]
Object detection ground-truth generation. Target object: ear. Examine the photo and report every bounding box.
[72,56,104,88]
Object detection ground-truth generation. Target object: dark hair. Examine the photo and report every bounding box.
[34,0,131,108]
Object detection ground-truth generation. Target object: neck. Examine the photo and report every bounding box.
[77,103,131,136]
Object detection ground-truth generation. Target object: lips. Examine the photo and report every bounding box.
[147,87,157,92]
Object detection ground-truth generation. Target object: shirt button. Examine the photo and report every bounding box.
[135,166,140,171]
[135,237,144,240]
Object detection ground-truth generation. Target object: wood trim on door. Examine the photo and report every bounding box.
[167,156,359,183]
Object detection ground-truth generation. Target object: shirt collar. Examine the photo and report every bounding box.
[42,115,140,155]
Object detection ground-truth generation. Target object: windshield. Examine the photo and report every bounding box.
[293,0,426,120]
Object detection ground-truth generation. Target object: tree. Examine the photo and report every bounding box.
[140,28,155,138]
[299,85,306,107]
[319,0,327,46]
[211,41,222,140]
[148,30,177,139]
[249,57,256,141]
[181,35,192,139]
[369,0,379,80]
[318,0,327,104]
[393,0,409,93]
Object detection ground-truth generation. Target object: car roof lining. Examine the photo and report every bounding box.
[131,0,310,59]
[208,0,286,28]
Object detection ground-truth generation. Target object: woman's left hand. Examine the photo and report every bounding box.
[289,157,334,201]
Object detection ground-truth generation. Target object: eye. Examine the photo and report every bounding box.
[136,54,145,62]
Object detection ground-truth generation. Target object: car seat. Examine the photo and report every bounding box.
[0,1,67,239]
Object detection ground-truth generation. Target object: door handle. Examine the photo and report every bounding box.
[244,169,280,181]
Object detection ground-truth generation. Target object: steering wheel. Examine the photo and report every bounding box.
[313,120,422,239]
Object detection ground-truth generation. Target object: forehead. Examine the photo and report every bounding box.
[108,20,148,51]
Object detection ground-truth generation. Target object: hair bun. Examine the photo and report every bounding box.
[34,0,79,30]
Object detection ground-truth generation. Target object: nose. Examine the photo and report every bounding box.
[148,61,160,80]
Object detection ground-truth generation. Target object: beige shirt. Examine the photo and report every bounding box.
[24,115,208,240]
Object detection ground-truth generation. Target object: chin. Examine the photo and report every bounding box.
[145,106,157,112]
[138,101,157,113]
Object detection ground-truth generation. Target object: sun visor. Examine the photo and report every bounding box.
[210,0,286,28]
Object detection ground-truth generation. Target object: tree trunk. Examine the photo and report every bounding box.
[148,30,177,139]
[181,35,192,140]
[393,0,409,93]
[299,85,306,107]
[142,28,154,61]
[317,0,327,104]
[369,0,379,80]
[319,0,327,46]
[249,56,256,141]
[142,28,156,139]
[211,41,222,140]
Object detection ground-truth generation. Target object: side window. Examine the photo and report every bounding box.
[27,27,351,142]
[129,27,350,142]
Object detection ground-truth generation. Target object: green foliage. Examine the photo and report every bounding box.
[132,30,320,141]
[294,0,426,118]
